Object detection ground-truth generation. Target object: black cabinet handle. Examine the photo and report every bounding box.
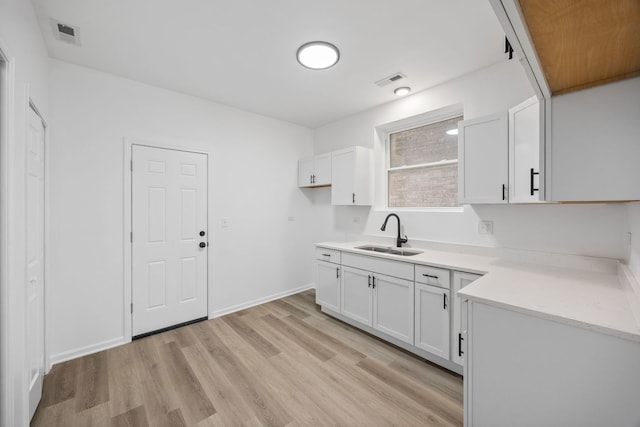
[422,273,439,279]
[199,230,206,237]
[443,294,447,309]
[322,253,331,257]
[458,333,464,357]
[368,275,371,288]
[372,276,376,289]
[502,184,506,201]
[199,242,206,248]
[530,168,539,196]
[336,267,339,279]
[352,193,355,204]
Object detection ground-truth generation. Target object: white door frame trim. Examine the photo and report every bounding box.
[122,138,213,343]
[0,37,16,427]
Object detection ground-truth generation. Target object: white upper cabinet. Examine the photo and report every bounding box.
[458,112,509,204]
[298,153,331,187]
[509,96,545,203]
[331,146,372,206]
[549,78,640,201]
[458,98,546,205]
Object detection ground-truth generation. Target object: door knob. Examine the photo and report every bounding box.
[199,231,206,236]
[199,242,206,248]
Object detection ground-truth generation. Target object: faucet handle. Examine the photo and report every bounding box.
[401,235,408,243]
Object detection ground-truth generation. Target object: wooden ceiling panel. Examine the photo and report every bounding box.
[519,0,640,95]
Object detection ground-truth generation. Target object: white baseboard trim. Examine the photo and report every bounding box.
[48,285,315,367]
[211,284,315,318]
[49,336,125,366]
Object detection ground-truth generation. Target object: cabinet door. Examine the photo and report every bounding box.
[509,96,544,203]
[340,266,372,326]
[452,271,481,365]
[372,273,414,344]
[298,156,314,187]
[458,112,508,204]
[331,148,355,205]
[314,153,332,186]
[414,283,450,359]
[316,260,340,312]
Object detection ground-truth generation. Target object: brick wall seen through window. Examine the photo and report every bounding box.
[388,115,462,207]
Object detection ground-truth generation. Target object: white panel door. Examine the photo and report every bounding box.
[132,145,208,336]
[509,96,543,203]
[316,260,340,312]
[331,148,355,205]
[26,106,45,420]
[297,156,313,187]
[340,266,372,326]
[313,153,332,186]
[372,273,414,344]
[458,112,508,204]
[452,271,481,365]
[414,283,450,359]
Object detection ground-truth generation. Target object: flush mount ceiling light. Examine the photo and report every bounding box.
[394,86,411,96]
[446,128,459,136]
[296,41,340,70]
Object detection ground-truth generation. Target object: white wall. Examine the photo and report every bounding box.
[0,1,50,426]
[48,60,315,363]
[312,60,629,260]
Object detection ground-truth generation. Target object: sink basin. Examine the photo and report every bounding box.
[355,245,422,257]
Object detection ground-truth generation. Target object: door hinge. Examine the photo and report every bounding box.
[130,303,133,314]
[130,231,133,243]
[130,160,133,171]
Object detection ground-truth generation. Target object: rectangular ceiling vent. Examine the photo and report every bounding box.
[374,72,406,87]
[51,19,81,46]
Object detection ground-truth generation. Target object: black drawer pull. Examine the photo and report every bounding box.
[422,273,439,279]
[321,253,331,257]
[458,333,464,357]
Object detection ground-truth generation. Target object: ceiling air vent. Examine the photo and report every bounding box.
[374,72,406,87]
[51,20,81,46]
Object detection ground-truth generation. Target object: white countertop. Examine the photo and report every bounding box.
[317,241,640,343]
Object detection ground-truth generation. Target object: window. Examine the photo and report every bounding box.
[387,114,462,208]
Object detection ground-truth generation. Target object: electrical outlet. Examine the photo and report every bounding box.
[478,220,493,235]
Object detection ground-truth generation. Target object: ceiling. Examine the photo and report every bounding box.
[31,0,507,128]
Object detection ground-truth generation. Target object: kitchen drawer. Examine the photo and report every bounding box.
[415,264,450,289]
[316,247,341,264]
[341,252,413,281]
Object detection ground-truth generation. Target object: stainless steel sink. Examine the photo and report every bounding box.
[355,245,422,256]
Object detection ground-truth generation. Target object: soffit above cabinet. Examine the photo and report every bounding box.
[518,0,640,95]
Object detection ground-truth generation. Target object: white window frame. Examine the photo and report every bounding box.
[377,104,464,212]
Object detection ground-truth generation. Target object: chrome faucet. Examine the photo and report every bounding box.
[380,213,408,248]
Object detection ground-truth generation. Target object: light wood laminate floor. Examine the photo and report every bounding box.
[31,290,463,426]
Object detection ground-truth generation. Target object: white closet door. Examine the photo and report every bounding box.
[26,106,45,420]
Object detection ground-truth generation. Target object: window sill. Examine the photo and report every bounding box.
[374,206,465,214]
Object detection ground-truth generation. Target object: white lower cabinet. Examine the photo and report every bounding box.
[414,283,450,359]
[315,248,341,312]
[316,246,482,373]
[341,265,414,345]
[464,301,640,427]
